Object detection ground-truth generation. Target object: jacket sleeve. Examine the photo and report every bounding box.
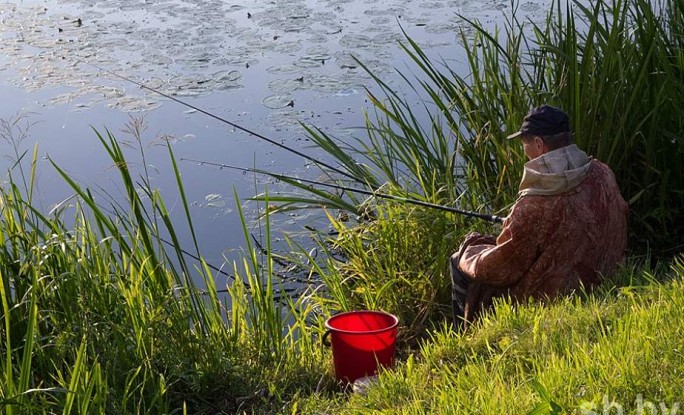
[458,198,543,286]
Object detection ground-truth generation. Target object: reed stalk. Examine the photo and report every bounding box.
[267,0,684,343]
[0,119,326,413]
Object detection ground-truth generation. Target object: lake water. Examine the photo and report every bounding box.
[0,0,547,286]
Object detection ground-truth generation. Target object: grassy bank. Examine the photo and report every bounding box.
[1,149,682,413]
[295,259,684,414]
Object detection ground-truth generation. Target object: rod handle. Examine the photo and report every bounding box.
[491,215,504,223]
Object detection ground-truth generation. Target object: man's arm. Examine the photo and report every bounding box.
[458,198,543,286]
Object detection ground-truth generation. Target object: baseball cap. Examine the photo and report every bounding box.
[507,105,570,139]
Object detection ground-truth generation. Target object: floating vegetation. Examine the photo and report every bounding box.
[339,34,374,49]
[266,64,300,74]
[212,70,243,90]
[262,94,295,109]
[0,0,547,118]
[107,96,161,112]
[307,73,364,94]
[268,78,306,94]
[372,33,403,45]
[48,92,81,106]
[204,193,226,208]
[425,22,460,34]
[271,40,303,53]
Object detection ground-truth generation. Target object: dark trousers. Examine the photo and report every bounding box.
[450,253,469,330]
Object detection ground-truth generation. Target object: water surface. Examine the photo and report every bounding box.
[0,0,547,284]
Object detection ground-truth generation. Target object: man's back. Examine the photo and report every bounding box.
[452,106,629,326]
[458,155,628,301]
[504,159,628,298]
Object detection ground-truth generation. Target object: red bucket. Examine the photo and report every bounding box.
[323,310,399,383]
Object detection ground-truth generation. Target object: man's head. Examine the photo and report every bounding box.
[507,105,573,160]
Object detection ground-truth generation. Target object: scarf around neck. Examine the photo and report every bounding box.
[518,144,591,196]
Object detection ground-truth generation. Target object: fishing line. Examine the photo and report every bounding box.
[157,235,302,299]
[83,63,503,297]
[157,235,233,279]
[61,101,73,129]
[181,157,504,223]
[84,62,363,184]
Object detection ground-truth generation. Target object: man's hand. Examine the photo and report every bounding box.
[458,232,496,255]
[455,232,497,281]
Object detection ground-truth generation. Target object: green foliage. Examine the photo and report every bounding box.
[272,0,684,343]
[531,0,684,255]
[0,121,326,413]
[391,0,684,253]
[305,201,466,339]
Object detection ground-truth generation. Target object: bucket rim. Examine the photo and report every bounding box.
[324,310,399,335]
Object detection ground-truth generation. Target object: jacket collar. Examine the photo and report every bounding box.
[519,144,591,196]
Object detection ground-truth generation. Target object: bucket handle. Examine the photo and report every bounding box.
[322,330,331,347]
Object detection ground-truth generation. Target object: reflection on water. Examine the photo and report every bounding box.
[0,0,546,286]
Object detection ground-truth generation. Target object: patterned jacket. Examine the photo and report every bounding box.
[458,145,628,320]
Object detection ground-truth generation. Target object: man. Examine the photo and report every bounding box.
[451,105,628,329]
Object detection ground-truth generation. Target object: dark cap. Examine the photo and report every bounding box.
[507,105,570,139]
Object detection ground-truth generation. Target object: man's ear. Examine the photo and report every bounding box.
[533,136,545,152]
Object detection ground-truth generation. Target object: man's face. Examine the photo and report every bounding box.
[521,136,544,160]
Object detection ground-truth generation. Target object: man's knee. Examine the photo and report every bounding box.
[450,253,469,291]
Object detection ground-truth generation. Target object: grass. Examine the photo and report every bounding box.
[0,120,328,414]
[294,258,684,414]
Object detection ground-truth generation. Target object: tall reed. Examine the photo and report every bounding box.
[301,0,683,253]
[264,0,684,340]
[0,119,326,413]
[532,0,684,254]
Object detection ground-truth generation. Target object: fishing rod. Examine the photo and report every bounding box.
[181,157,505,223]
[87,64,503,223]
[85,63,363,184]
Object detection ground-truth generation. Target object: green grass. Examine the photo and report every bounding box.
[0,121,328,414]
[294,258,684,414]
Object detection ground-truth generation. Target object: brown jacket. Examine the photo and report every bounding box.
[458,145,628,320]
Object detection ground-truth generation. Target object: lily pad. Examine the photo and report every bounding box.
[268,78,306,94]
[262,94,295,109]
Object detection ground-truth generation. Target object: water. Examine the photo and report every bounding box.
[0,0,548,287]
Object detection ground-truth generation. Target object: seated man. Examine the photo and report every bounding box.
[451,105,628,329]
